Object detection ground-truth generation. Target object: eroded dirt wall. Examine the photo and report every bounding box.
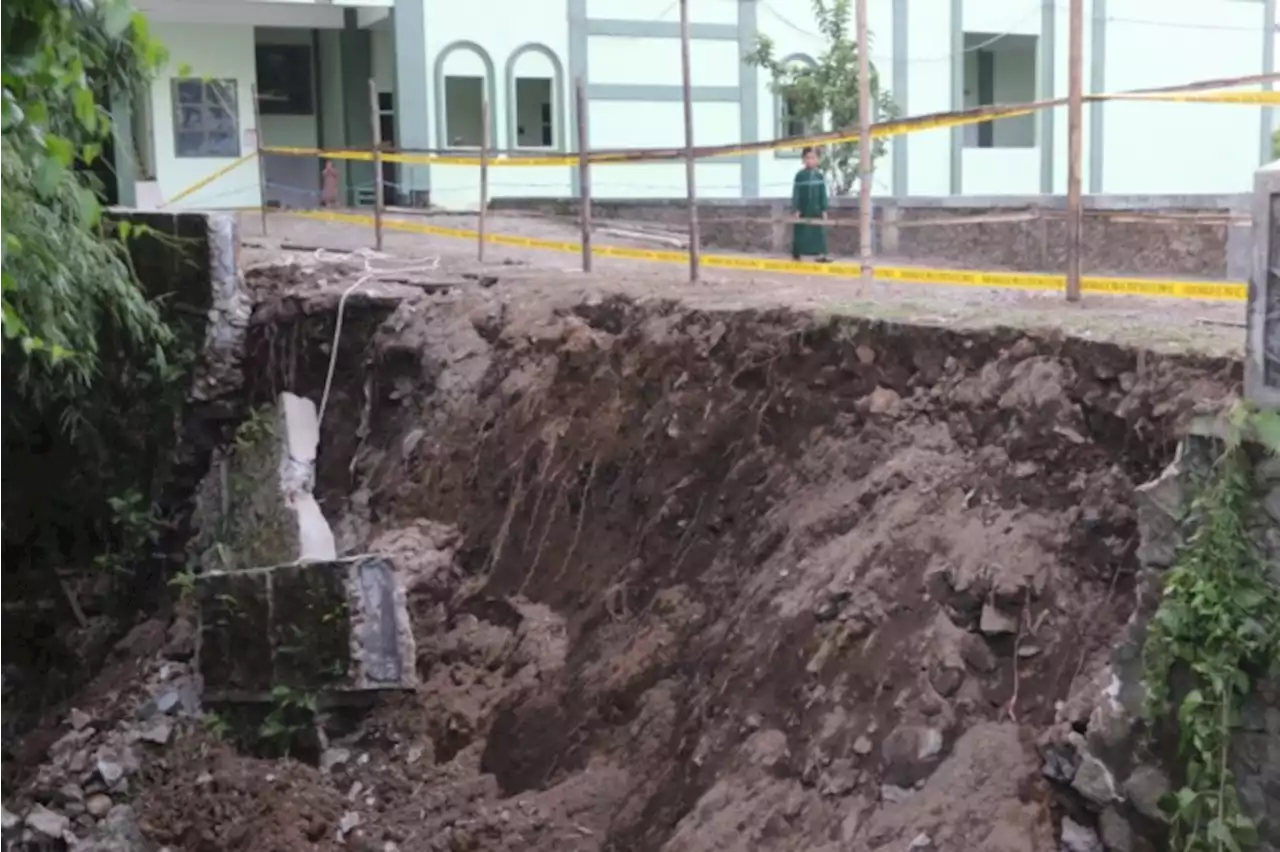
[219,284,1243,851]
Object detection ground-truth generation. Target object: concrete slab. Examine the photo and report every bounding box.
[197,555,418,701]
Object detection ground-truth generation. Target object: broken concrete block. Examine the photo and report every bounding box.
[197,556,417,700]
[1134,446,1187,569]
[352,557,416,687]
[189,391,336,573]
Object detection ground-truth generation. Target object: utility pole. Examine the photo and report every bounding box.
[855,0,873,291]
[679,0,701,282]
[1066,0,1084,302]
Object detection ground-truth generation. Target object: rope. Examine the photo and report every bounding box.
[312,247,443,430]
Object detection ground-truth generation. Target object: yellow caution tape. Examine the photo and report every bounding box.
[263,145,575,167]
[262,105,1040,168]
[283,208,1247,302]
[1108,90,1280,105]
[258,82,1277,169]
[162,152,257,207]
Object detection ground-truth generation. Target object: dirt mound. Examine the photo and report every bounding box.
[4,283,1240,851]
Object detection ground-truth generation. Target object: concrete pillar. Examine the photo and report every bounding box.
[1248,162,1280,410]
[392,0,431,206]
[317,29,351,202]
[769,201,788,254]
[341,10,374,206]
[881,204,900,255]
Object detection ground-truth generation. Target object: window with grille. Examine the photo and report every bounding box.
[172,78,240,158]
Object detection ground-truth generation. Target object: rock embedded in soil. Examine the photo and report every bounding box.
[959,634,998,673]
[25,803,70,839]
[929,664,965,698]
[321,747,352,773]
[865,386,903,415]
[77,804,148,852]
[153,689,182,716]
[69,708,93,731]
[1072,754,1120,807]
[880,725,945,787]
[1098,807,1133,852]
[1060,816,1104,852]
[57,782,85,803]
[86,793,114,818]
[979,604,1019,636]
[1120,765,1170,821]
[138,719,174,745]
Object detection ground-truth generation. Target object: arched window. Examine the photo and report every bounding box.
[434,41,498,149]
[504,44,565,151]
[775,53,819,159]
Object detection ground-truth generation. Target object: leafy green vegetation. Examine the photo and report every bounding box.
[744,0,898,195]
[1143,405,1280,852]
[258,685,320,758]
[3,0,171,382]
[2,0,198,674]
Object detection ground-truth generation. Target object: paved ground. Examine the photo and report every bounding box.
[238,208,1249,359]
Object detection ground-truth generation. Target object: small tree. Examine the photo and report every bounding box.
[745,0,898,196]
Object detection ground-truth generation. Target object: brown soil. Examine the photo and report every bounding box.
[7,262,1242,851]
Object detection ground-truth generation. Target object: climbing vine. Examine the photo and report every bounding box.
[1143,405,1280,852]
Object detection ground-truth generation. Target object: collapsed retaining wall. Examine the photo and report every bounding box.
[489,194,1251,280]
[1042,418,1280,852]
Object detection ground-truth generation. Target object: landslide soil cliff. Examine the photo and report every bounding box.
[191,276,1234,851]
[5,265,1242,852]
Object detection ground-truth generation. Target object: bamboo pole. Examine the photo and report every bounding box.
[575,76,593,273]
[678,0,701,282]
[369,79,385,252]
[855,0,873,290]
[1066,0,1084,301]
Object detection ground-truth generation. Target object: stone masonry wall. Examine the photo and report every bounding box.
[489,195,1251,281]
[1041,420,1280,852]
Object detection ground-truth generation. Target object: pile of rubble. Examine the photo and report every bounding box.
[2,618,200,851]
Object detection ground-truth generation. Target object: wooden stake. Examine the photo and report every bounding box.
[369,79,385,252]
[678,0,701,282]
[478,91,490,263]
[575,76,593,273]
[251,83,268,237]
[855,0,873,290]
[1066,0,1084,302]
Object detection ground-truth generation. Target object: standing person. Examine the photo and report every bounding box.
[321,160,339,208]
[791,147,831,263]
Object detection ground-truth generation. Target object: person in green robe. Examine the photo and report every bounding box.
[791,147,830,262]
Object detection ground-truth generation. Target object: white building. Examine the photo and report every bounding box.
[118,0,1277,211]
